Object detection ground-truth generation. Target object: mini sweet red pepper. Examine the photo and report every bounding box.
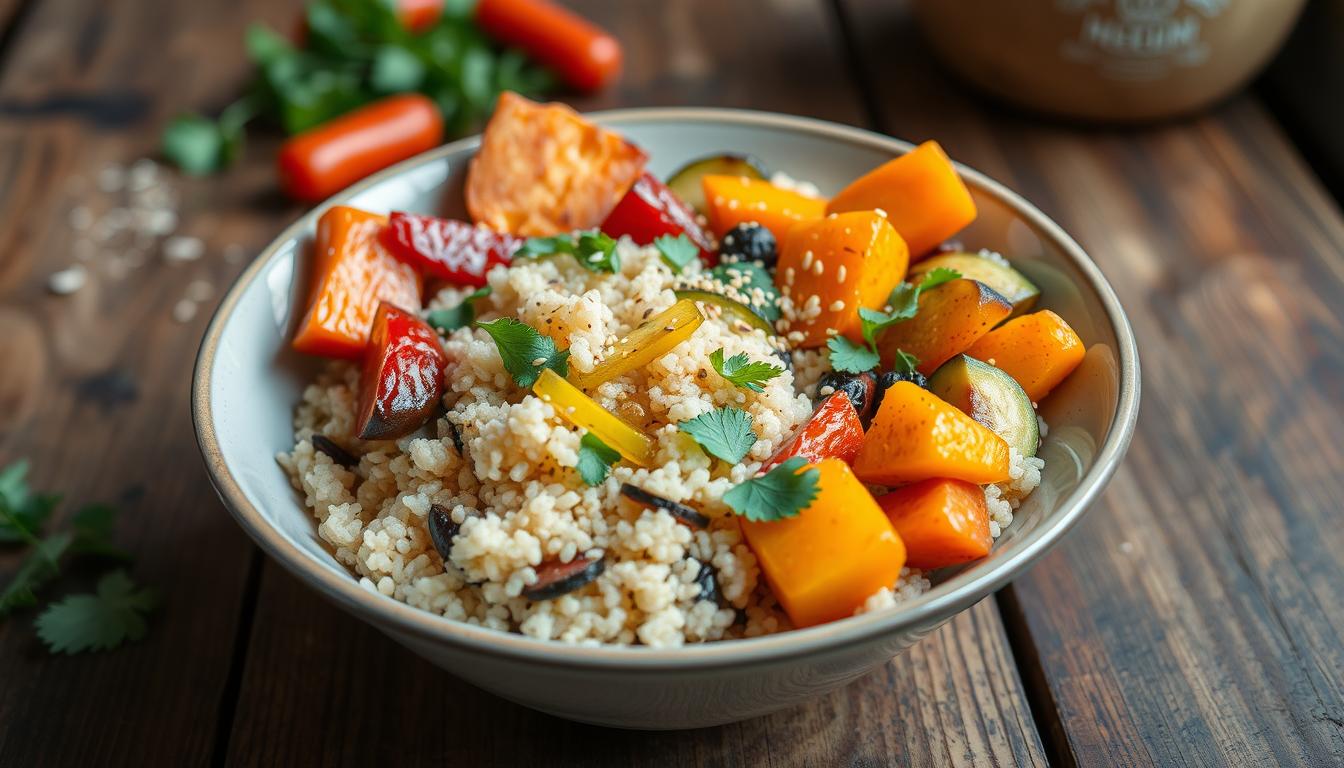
[600,172,716,264]
[764,392,865,469]
[356,302,450,440]
[380,211,519,287]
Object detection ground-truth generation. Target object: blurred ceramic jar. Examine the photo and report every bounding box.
[912,0,1306,122]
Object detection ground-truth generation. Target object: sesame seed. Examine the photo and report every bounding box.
[812,260,824,276]
[819,385,835,396]
[836,265,847,282]
[531,357,547,366]
[824,327,839,336]
[874,208,887,218]
[829,300,845,311]
[801,251,814,270]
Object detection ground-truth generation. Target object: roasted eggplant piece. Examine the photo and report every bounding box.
[311,434,358,469]
[428,504,460,561]
[620,483,711,528]
[523,555,607,600]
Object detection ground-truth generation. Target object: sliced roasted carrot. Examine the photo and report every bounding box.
[700,174,827,243]
[875,278,1011,374]
[853,382,1010,485]
[876,479,991,569]
[292,206,422,359]
[827,141,977,258]
[776,211,908,348]
[740,459,905,628]
[964,310,1085,402]
[466,92,647,236]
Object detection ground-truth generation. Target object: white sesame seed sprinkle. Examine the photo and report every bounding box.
[829,300,846,312]
[836,265,847,282]
[48,265,87,295]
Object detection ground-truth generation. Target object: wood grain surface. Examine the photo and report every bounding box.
[1,0,1341,765]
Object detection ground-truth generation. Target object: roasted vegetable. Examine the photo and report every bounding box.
[826,140,977,258]
[620,484,710,528]
[929,355,1039,457]
[310,434,358,469]
[777,211,909,348]
[475,0,622,92]
[814,371,877,422]
[765,392,865,469]
[568,299,704,390]
[718,222,778,268]
[871,369,928,415]
[701,174,826,243]
[600,172,715,263]
[523,554,607,600]
[355,302,449,440]
[466,92,647,236]
[381,212,519,287]
[909,252,1039,320]
[428,503,460,561]
[852,381,1010,485]
[666,153,768,213]
[672,289,774,335]
[876,479,992,569]
[292,206,422,358]
[533,369,655,466]
[964,310,1085,403]
[740,459,906,628]
[875,278,1011,374]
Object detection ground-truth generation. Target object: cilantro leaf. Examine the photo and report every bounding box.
[69,504,133,562]
[35,570,157,655]
[160,98,254,175]
[679,406,757,463]
[576,433,621,486]
[0,532,72,618]
[0,460,60,543]
[654,234,699,273]
[722,457,822,523]
[370,44,426,94]
[826,336,880,374]
[892,349,920,376]
[710,348,783,393]
[859,267,962,348]
[517,230,619,274]
[477,318,570,387]
[427,286,491,334]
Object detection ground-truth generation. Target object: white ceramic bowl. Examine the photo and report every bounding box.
[193,108,1139,730]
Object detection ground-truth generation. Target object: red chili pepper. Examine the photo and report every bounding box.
[765,392,865,469]
[277,94,444,203]
[381,212,519,286]
[601,172,716,265]
[356,302,450,440]
[475,0,622,92]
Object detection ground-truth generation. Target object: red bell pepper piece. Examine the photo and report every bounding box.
[356,302,450,441]
[380,211,520,287]
[765,392,865,469]
[600,172,716,265]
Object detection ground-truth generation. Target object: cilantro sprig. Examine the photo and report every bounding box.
[36,571,158,655]
[654,234,699,273]
[477,318,570,387]
[710,348,784,393]
[679,406,757,463]
[427,286,491,334]
[826,268,960,374]
[576,433,621,486]
[517,231,620,274]
[722,457,822,523]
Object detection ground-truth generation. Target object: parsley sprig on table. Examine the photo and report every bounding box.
[710,349,784,393]
[517,231,620,274]
[827,267,960,374]
[722,457,821,523]
[0,460,155,654]
[477,317,570,387]
[679,406,757,464]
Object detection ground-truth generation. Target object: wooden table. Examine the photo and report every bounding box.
[2,1,1342,765]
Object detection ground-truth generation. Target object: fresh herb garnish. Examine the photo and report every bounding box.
[477,317,570,387]
[517,230,620,273]
[69,504,134,562]
[576,432,621,486]
[0,460,59,543]
[427,286,492,333]
[679,406,757,463]
[892,349,921,376]
[654,234,699,273]
[826,268,960,374]
[710,348,783,393]
[722,457,821,523]
[35,570,158,655]
[0,532,72,618]
[825,336,881,374]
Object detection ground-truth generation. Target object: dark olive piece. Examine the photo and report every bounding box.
[620,483,711,529]
[690,558,724,606]
[772,347,793,373]
[523,555,606,601]
[718,222,778,269]
[311,434,358,469]
[428,504,460,562]
[814,371,877,421]
[872,369,930,416]
[447,422,466,456]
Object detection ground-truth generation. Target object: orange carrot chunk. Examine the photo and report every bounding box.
[292,206,423,359]
[701,174,827,243]
[775,211,908,348]
[876,479,992,569]
[853,382,1010,485]
[740,459,906,628]
[963,310,1085,402]
[827,141,977,259]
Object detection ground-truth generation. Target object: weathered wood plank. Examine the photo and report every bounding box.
[840,2,1344,764]
[224,0,1046,764]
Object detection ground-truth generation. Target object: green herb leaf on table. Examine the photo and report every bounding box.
[654,234,699,273]
[576,433,621,486]
[0,460,60,544]
[477,318,570,387]
[826,336,881,374]
[518,231,620,274]
[710,349,783,394]
[722,457,821,523]
[0,532,72,618]
[427,286,492,333]
[35,570,158,655]
[678,406,757,464]
[69,504,133,562]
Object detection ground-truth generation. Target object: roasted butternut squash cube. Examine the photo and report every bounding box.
[741,459,905,628]
[877,479,992,569]
[701,174,827,243]
[775,211,909,348]
[853,382,1010,485]
[876,278,1011,374]
[466,92,647,236]
[964,310,1085,403]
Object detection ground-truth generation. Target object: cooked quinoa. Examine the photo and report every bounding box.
[280,239,1043,647]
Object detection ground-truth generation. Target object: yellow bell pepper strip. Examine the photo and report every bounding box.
[568,299,704,390]
[533,369,655,466]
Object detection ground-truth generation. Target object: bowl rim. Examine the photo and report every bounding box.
[193,106,1140,670]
